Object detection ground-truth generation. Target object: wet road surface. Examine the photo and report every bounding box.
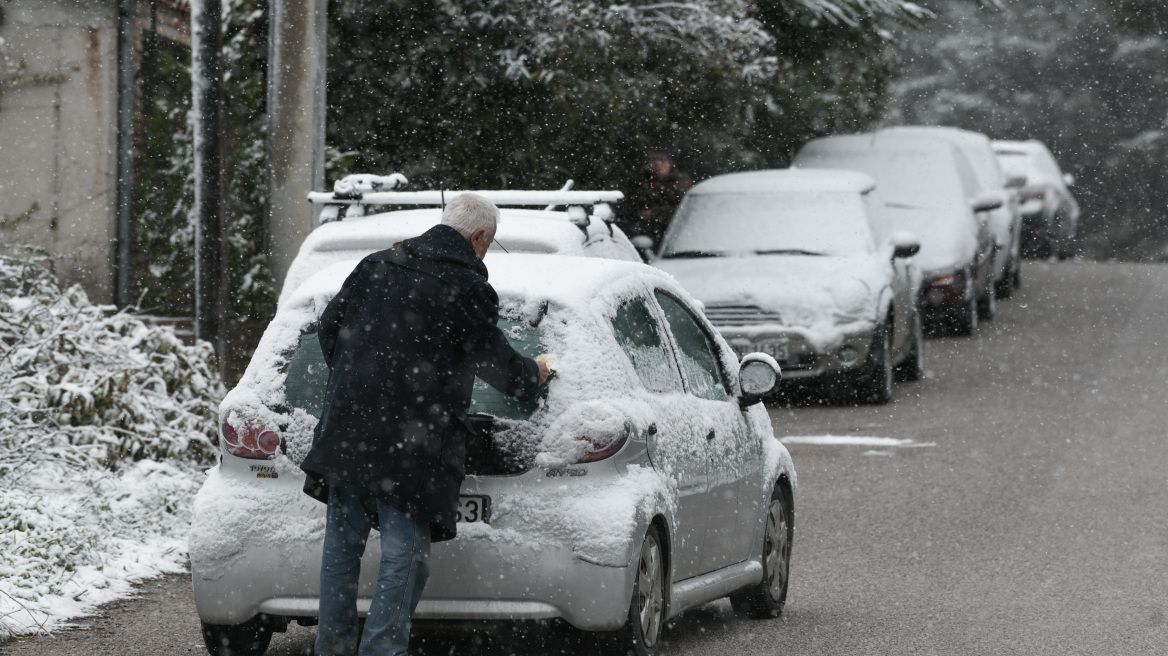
[4,261,1166,655]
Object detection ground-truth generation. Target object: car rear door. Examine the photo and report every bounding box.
[653,291,758,573]
[610,295,710,581]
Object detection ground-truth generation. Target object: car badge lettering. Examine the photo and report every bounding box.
[251,465,278,479]
[546,467,587,478]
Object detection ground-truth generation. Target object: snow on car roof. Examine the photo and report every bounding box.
[992,139,1045,155]
[280,208,640,304]
[285,251,673,315]
[688,168,876,195]
[300,208,589,253]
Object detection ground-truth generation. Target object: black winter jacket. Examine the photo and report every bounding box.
[300,225,541,541]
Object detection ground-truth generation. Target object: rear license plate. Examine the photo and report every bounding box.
[457,495,490,524]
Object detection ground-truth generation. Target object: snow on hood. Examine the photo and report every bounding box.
[885,204,978,274]
[655,253,890,347]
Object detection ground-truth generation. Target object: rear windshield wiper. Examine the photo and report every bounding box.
[754,249,824,256]
[662,251,724,259]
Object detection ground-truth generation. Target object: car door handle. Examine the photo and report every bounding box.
[706,429,716,441]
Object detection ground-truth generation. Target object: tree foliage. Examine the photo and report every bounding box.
[326,0,930,190]
[892,0,1168,259]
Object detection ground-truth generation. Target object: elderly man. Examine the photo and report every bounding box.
[300,193,549,656]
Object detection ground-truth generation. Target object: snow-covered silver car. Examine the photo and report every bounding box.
[994,139,1080,260]
[190,253,796,656]
[884,126,1022,300]
[653,169,923,405]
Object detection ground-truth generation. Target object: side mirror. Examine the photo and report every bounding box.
[738,354,781,408]
[1005,173,1027,189]
[970,191,1004,213]
[890,231,921,259]
[1062,172,1076,187]
[630,235,656,263]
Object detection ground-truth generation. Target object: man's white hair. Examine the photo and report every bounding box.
[441,193,499,240]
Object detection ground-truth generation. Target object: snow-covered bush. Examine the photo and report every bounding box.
[0,247,225,640]
[0,248,223,468]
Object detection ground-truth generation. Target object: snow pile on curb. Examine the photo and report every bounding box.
[0,248,225,640]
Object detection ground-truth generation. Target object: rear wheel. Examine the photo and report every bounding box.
[201,617,272,656]
[614,526,666,656]
[894,310,924,382]
[977,282,996,321]
[994,257,1014,299]
[953,294,978,336]
[730,484,793,619]
[854,323,892,405]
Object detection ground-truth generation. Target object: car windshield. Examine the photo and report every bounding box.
[995,151,1039,182]
[282,318,544,421]
[660,191,873,258]
[798,149,968,210]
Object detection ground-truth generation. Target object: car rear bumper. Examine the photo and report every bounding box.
[191,469,637,632]
[717,325,874,379]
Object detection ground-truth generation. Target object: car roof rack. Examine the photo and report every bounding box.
[307,173,623,234]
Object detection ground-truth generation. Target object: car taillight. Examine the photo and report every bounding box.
[927,266,967,288]
[1020,187,1046,200]
[221,415,280,459]
[576,433,629,463]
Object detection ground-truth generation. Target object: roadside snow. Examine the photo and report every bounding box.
[0,248,223,640]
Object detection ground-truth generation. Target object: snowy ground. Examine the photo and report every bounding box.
[0,248,222,641]
[0,460,204,639]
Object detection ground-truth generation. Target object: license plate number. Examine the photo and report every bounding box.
[457,495,490,524]
[731,339,789,361]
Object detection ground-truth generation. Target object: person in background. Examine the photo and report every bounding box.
[620,147,694,249]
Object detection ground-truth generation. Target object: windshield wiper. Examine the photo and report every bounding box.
[662,251,724,259]
[754,249,824,256]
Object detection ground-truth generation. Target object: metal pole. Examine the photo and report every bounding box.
[114,0,135,307]
[191,0,225,365]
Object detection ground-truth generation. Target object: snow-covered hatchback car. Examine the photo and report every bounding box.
[190,253,796,656]
[654,169,924,404]
[281,174,640,303]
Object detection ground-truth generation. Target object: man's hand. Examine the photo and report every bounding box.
[537,359,551,385]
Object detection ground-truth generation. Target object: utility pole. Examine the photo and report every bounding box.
[266,0,328,291]
[191,0,227,367]
[114,0,135,308]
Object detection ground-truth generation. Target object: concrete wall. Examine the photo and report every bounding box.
[0,0,119,304]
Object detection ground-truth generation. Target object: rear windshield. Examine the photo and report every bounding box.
[282,318,543,421]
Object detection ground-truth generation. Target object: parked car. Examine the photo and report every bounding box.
[993,140,1081,260]
[280,174,640,302]
[653,169,923,405]
[885,126,1022,298]
[190,252,796,656]
[793,133,1000,335]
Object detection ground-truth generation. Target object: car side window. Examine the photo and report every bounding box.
[612,297,684,394]
[654,292,730,402]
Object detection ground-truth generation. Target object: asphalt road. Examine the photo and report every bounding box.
[4,260,1167,656]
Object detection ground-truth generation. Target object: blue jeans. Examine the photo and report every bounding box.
[315,483,431,656]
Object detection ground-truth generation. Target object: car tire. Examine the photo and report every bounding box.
[977,282,996,321]
[730,483,793,619]
[853,323,892,405]
[201,617,272,656]
[1012,265,1022,291]
[994,257,1014,299]
[894,311,924,382]
[615,526,667,656]
[953,294,978,336]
